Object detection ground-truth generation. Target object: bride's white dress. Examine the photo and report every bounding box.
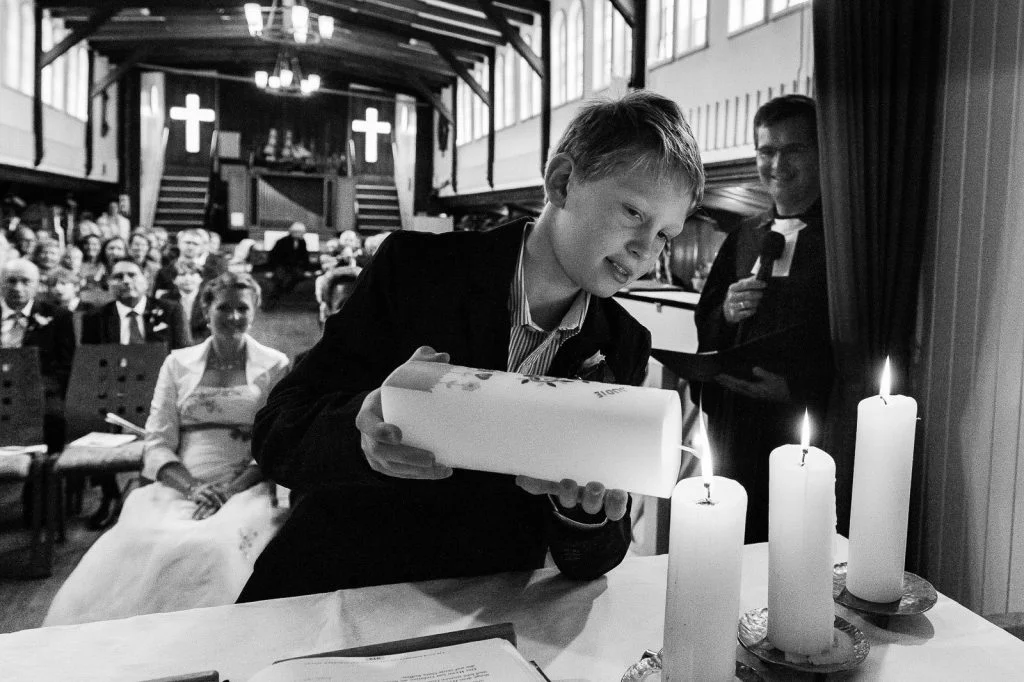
[44,385,289,626]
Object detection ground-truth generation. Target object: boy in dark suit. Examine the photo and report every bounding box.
[239,91,706,601]
[81,258,189,528]
[1,258,76,522]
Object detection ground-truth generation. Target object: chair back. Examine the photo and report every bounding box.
[0,348,45,447]
[64,343,168,442]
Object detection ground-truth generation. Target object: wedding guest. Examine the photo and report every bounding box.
[264,222,309,307]
[159,260,207,344]
[12,226,37,258]
[77,235,107,291]
[153,228,227,294]
[362,232,389,263]
[238,91,705,601]
[81,258,189,529]
[128,231,160,291]
[48,269,93,342]
[100,236,127,274]
[315,266,361,327]
[97,200,130,241]
[61,245,84,275]
[32,238,64,278]
[44,272,290,626]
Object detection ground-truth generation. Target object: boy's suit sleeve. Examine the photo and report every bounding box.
[252,233,409,491]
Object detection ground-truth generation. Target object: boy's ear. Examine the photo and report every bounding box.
[544,153,574,209]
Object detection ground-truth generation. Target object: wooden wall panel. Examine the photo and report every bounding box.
[918,0,1024,615]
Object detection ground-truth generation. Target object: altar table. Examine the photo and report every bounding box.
[2,539,1023,681]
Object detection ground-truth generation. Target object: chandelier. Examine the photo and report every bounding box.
[254,50,322,96]
[244,0,335,45]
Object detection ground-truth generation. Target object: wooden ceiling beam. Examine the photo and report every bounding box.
[435,0,535,25]
[476,0,540,76]
[40,1,124,69]
[434,42,489,106]
[311,0,498,35]
[89,44,150,98]
[609,0,635,27]
[409,77,454,124]
[316,2,497,53]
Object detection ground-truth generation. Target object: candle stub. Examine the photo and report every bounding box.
[380,361,683,497]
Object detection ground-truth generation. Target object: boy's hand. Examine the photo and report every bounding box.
[515,476,629,521]
[723,276,767,324]
[355,346,454,480]
[716,367,791,402]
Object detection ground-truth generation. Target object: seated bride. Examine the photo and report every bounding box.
[45,272,291,626]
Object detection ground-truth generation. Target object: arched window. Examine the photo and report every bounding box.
[494,53,505,130]
[566,0,584,100]
[52,20,67,111]
[649,0,674,62]
[75,45,90,120]
[592,1,612,90]
[503,48,515,125]
[551,11,566,106]
[3,0,20,88]
[612,8,631,78]
[20,0,34,94]
[41,12,53,106]
[676,0,709,55]
[530,30,541,117]
[517,30,532,121]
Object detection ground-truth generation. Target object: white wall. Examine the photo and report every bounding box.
[435,1,813,197]
[915,0,1024,617]
[0,53,118,183]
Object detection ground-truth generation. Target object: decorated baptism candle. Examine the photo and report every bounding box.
[380,361,683,497]
[663,422,747,681]
[768,412,836,656]
[847,358,918,603]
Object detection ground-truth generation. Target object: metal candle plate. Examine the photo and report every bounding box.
[620,649,763,681]
[832,562,938,616]
[737,607,870,674]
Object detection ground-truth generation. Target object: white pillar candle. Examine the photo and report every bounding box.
[380,361,683,498]
[663,428,747,681]
[847,358,918,602]
[768,413,836,656]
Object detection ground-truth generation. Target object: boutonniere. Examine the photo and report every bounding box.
[152,321,169,332]
[149,307,165,319]
[32,313,52,328]
[574,350,616,383]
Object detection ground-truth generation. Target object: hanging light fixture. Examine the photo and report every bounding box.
[253,49,321,96]
[243,0,336,46]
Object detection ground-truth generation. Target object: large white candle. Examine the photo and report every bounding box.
[663,426,747,681]
[380,361,683,498]
[768,413,836,656]
[847,358,918,602]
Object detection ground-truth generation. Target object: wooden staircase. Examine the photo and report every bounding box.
[155,172,207,231]
[355,182,402,231]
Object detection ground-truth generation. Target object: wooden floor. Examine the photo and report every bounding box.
[0,299,323,634]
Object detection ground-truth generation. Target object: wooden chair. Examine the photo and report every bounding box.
[48,343,167,541]
[0,347,52,577]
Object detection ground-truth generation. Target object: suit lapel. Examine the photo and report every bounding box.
[549,301,613,379]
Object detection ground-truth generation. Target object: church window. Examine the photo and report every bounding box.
[772,0,809,13]
[729,0,767,33]
[612,7,631,78]
[649,0,674,63]
[530,29,541,117]
[566,0,584,100]
[19,0,33,95]
[551,11,566,106]
[676,0,708,55]
[41,11,53,106]
[503,47,515,126]
[592,1,612,90]
[494,53,505,130]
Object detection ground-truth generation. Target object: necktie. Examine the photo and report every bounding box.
[2,312,26,348]
[127,310,145,344]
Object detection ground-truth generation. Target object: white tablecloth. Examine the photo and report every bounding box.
[3,539,1023,681]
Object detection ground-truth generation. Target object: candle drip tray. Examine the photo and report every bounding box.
[832,562,937,617]
[737,608,869,674]
[620,649,763,681]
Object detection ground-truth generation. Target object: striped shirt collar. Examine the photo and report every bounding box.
[509,224,590,335]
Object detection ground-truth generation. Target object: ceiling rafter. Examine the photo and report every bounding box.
[476,0,540,76]
[40,1,124,69]
[434,42,489,106]
[89,44,150,98]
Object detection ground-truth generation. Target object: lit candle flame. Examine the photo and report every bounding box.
[880,356,892,399]
[800,409,811,450]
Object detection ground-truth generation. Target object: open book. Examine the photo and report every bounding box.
[248,637,547,682]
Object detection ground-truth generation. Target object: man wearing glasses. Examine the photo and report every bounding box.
[693,95,835,543]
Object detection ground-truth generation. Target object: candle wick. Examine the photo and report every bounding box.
[698,481,715,505]
[880,395,888,406]
[801,447,808,466]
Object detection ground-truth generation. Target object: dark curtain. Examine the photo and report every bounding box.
[812,0,944,545]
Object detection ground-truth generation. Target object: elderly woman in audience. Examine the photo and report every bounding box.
[44,272,290,625]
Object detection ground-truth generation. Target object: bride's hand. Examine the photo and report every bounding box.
[192,500,220,520]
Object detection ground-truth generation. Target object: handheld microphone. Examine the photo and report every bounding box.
[755,231,786,282]
[734,231,787,344]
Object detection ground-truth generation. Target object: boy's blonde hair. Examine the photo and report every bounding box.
[552,90,705,207]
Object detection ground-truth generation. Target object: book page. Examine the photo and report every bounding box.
[67,432,139,448]
[248,638,545,682]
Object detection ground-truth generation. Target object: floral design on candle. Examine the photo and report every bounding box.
[847,358,918,603]
[663,419,747,681]
[768,412,837,657]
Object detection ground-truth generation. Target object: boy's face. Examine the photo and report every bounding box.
[548,163,693,298]
[174,270,202,294]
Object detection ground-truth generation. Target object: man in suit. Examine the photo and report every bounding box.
[1,258,76,522]
[81,258,189,529]
[264,222,310,307]
[152,228,227,295]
